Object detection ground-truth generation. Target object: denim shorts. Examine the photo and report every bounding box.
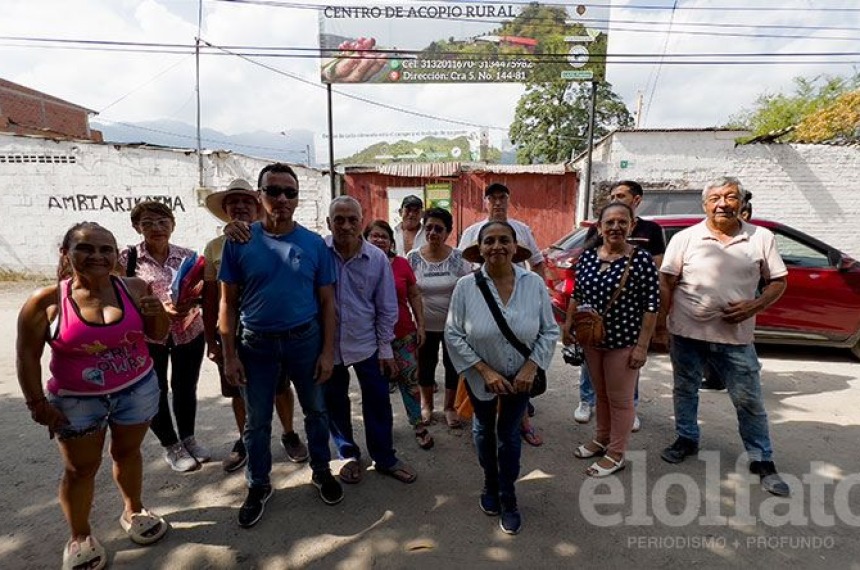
[47,369,160,440]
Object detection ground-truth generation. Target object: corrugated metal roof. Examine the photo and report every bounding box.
[343,161,570,177]
[377,162,461,177]
[462,162,569,174]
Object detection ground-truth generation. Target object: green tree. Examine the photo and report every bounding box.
[509,80,633,164]
[727,73,860,138]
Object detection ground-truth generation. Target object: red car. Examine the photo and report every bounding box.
[543,216,860,359]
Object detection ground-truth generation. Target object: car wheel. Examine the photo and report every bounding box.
[851,339,860,361]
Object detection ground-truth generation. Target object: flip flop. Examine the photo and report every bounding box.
[338,459,363,484]
[521,426,544,447]
[120,509,169,546]
[415,428,435,450]
[376,460,417,484]
[63,536,106,570]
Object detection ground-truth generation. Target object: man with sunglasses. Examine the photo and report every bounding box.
[218,163,342,529]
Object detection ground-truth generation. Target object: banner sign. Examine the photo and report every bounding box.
[425,182,453,211]
[319,1,609,84]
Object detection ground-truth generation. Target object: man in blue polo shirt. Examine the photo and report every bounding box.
[219,163,342,529]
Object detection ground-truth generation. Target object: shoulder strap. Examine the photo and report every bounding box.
[126,245,138,277]
[473,271,531,359]
[602,248,635,315]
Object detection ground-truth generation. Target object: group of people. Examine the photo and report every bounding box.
[17,166,789,569]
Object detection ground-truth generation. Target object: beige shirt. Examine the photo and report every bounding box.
[203,235,226,282]
[660,220,787,345]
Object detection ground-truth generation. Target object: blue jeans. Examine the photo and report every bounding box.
[580,362,639,408]
[48,370,160,440]
[467,385,530,503]
[325,353,398,470]
[669,334,773,462]
[239,321,332,487]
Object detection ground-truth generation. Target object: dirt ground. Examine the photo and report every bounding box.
[1,280,859,570]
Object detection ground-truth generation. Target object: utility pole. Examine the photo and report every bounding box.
[194,0,204,189]
[581,81,598,221]
[327,83,336,199]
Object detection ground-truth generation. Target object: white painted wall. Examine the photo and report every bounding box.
[0,134,331,276]
[573,130,860,257]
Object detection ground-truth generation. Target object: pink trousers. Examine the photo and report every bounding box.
[584,346,638,457]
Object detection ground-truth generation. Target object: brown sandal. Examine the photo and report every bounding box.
[415,428,434,450]
[338,459,363,484]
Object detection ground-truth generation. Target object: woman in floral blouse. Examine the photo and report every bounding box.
[119,201,207,473]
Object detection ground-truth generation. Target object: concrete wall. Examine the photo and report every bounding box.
[574,130,860,257]
[0,134,330,276]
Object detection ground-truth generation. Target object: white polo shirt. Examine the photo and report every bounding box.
[660,220,787,345]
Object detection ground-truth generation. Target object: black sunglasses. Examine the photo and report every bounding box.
[262,185,299,199]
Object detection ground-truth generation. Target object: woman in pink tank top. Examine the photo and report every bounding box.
[16,222,171,569]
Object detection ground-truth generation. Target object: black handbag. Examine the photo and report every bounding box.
[473,271,547,397]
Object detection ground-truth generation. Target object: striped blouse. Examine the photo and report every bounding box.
[445,265,559,402]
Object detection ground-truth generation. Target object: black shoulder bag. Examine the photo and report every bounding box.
[473,271,547,397]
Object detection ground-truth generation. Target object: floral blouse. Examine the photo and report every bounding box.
[119,242,204,345]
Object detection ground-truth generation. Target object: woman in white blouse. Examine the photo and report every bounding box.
[406,207,472,428]
[445,221,559,535]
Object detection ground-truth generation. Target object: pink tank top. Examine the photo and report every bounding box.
[47,277,154,396]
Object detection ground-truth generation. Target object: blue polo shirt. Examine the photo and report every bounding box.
[219,222,335,332]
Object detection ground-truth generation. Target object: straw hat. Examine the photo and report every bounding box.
[205,179,259,222]
[461,227,532,264]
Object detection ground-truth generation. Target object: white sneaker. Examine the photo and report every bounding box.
[182,436,211,463]
[164,442,198,472]
[632,415,641,433]
[574,402,593,424]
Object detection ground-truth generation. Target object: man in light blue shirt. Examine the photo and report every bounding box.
[324,196,417,485]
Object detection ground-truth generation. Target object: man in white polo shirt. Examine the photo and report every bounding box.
[659,176,789,496]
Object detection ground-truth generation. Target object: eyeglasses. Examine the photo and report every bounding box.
[424,223,447,234]
[705,194,741,205]
[138,218,173,230]
[262,185,299,199]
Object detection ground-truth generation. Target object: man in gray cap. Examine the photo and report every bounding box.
[202,178,309,475]
[393,194,427,256]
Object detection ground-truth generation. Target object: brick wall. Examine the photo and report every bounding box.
[0,134,330,275]
[0,81,98,141]
[575,131,860,257]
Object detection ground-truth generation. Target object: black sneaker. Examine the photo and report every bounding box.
[238,484,273,528]
[499,499,522,535]
[750,461,790,497]
[223,439,247,473]
[661,437,699,464]
[479,490,500,516]
[281,432,309,463]
[312,470,344,505]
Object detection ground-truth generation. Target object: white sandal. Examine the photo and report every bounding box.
[120,508,169,545]
[587,455,626,478]
[574,441,606,459]
[63,536,106,570]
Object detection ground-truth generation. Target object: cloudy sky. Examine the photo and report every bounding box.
[2,0,858,159]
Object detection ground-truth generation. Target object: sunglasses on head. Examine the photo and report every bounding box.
[262,185,299,199]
